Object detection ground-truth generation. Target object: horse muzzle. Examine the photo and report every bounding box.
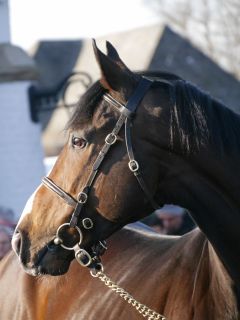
[12,228,74,276]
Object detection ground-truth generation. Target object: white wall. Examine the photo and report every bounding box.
[0,81,44,218]
[0,0,10,42]
[0,0,44,220]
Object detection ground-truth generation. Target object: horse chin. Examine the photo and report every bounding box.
[23,262,70,277]
[23,245,75,277]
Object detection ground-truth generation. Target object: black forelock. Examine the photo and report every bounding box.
[67,81,106,130]
[66,71,179,131]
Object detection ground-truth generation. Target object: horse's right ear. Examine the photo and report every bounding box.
[92,39,138,92]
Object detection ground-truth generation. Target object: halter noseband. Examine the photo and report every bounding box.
[42,77,159,266]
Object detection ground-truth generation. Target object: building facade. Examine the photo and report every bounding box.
[0,0,44,219]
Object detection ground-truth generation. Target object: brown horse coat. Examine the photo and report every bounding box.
[0,224,237,320]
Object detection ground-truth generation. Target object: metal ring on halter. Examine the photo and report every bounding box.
[75,248,93,267]
[128,160,139,172]
[105,133,117,145]
[77,192,88,203]
[90,263,104,277]
[99,240,107,250]
[82,217,94,229]
[54,223,83,250]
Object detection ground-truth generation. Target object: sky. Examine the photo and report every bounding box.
[9,0,160,50]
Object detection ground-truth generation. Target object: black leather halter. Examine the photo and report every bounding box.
[42,77,159,231]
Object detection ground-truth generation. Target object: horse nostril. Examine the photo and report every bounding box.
[11,230,22,256]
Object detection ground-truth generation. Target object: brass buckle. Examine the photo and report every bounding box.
[75,248,92,267]
[105,133,117,145]
[82,218,94,229]
[128,160,139,172]
[77,192,88,203]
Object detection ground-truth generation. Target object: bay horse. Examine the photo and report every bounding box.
[2,40,240,319]
[0,224,237,319]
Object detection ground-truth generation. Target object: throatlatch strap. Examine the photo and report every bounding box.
[125,118,159,210]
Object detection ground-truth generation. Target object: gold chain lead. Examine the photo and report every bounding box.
[91,270,166,320]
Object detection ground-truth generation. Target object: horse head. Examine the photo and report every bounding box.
[12,40,240,291]
[12,41,170,276]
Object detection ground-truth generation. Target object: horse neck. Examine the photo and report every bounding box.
[189,232,238,318]
[154,87,240,288]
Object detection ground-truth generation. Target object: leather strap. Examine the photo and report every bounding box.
[42,177,77,207]
[69,113,127,227]
[125,77,152,113]
[125,118,159,210]
[42,77,159,230]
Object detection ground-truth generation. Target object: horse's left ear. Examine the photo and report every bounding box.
[106,41,125,66]
[92,39,138,92]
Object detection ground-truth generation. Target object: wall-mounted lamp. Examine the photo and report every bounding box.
[28,72,92,123]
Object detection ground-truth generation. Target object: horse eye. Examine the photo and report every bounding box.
[72,137,87,149]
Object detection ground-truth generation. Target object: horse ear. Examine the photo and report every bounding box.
[106,41,123,64]
[92,39,137,92]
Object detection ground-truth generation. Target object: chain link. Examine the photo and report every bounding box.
[91,270,166,320]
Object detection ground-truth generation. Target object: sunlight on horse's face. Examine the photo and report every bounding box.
[12,41,166,276]
[13,94,161,276]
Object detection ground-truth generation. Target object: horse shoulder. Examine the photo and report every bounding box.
[190,239,238,319]
[145,229,239,320]
[0,251,29,319]
[1,227,238,320]
[176,230,238,319]
[0,251,52,320]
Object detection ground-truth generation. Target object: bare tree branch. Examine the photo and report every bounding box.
[144,0,240,79]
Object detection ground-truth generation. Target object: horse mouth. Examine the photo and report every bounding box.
[14,228,107,277]
[23,263,70,277]
[23,242,75,277]
[23,265,47,277]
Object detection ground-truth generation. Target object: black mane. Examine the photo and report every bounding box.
[67,72,240,158]
[67,81,105,130]
[169,80,240,155]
